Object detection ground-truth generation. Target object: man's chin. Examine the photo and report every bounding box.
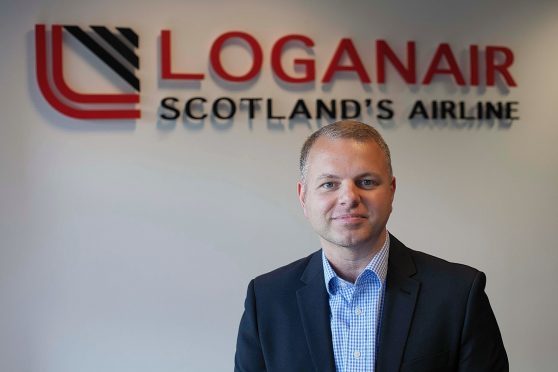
[326,234,371,249]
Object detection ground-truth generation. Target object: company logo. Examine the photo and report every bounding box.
[35,24,140,119]
[34,24,519,125]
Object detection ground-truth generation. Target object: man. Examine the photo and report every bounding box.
[235,120,508,372]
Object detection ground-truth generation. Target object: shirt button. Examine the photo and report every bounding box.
[355,307,363,315]
[354,351,361,359]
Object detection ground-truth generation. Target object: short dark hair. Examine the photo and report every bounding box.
[299,120,392,182]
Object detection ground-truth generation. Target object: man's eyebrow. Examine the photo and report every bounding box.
[317,172,380,179]
[355,172,380,178]
[316,174,340,180]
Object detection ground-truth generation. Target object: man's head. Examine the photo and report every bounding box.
[299,120,392,184]
[297,120,395,252]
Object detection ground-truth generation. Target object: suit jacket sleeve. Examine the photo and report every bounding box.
[458,271,509,371]
[235,280,266,372]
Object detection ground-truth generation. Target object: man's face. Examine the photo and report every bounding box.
[297,137,396,251]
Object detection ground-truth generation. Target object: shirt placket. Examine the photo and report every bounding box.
[346,282,368,371]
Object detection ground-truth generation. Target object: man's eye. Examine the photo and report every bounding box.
[321,182,335,189]
[359,179,377,187]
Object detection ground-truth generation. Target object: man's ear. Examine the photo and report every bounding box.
[297,181,308,218]
[390,176,397,202]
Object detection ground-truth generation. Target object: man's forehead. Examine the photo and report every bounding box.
[308,137,381,158]
[303,136,390,178]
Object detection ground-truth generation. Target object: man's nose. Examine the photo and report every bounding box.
[339,182,360,207]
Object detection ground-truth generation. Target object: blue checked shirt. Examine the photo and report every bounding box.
[322,234,390,372]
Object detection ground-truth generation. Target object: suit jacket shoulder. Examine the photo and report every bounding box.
[235,250,333,372]
[252,251,319,292]
[379,235,508,372]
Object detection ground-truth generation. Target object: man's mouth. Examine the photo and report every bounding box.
[332,214,368,222]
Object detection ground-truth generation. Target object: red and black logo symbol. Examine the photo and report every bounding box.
[35,24,140,120]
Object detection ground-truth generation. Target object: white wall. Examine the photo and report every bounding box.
[1,0,557,371]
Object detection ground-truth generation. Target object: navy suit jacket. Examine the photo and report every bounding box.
[235,235,508,372]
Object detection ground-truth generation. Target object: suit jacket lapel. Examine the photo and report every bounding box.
[376,235,420,372]
[296,251,336,372]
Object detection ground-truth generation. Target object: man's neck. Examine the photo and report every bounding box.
[322,231,387,283]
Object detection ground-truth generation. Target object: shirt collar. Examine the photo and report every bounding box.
[322,233,390,296]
